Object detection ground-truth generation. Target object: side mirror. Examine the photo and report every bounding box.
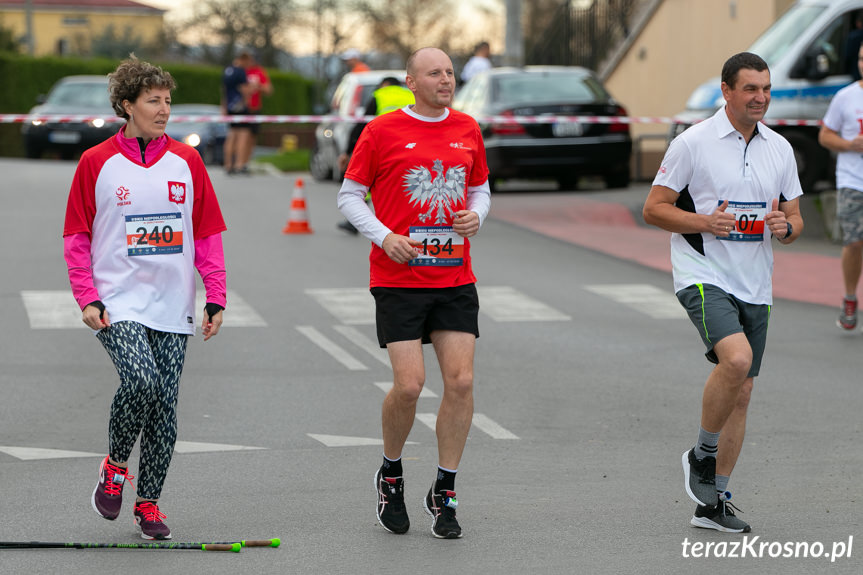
[790,47,831,81]
[36,94,47,104]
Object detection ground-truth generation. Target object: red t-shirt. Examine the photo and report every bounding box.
[246,66,270,111]
[346,108,489,288]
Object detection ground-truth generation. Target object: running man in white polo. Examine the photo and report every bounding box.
[643,52,804,533]
[818,42,863,331]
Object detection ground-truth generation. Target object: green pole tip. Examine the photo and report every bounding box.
[231,542,242,553]
[271,538,281,548]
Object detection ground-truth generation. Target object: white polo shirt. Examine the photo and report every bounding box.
[822,82,863,192]
[652,106,803,305]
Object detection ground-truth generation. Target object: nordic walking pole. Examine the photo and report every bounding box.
[0,541,241,552]
[215,538,280,548]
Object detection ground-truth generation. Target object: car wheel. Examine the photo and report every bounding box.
[604,170,631,189]
[202,144,215,165]
[24,141,43,159]
[309,146,333,181]
[557,176,578,191]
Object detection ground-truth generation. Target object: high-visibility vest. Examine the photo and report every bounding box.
[374,85,415,115]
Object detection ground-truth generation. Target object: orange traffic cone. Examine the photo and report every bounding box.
[282,177,313,234]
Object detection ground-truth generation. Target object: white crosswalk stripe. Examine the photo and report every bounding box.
[20,290,267,329]
[584,284,687,319]
[296,325,368,370]
[334,325,391,367]
[415,413,519,440]
[306,285,571,324]
[477,286,571,322]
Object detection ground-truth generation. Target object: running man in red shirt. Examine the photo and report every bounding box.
[337,47,491,539]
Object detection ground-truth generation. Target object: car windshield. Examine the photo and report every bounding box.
[47,81,109,108]
[748,4,825,67]
[491,72,606,107]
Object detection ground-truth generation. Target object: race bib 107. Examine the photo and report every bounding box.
[718,200,766,242]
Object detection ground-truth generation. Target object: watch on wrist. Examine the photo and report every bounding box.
[784,221,793,239]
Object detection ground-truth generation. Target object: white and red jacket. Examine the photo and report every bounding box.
[64,127,227,335]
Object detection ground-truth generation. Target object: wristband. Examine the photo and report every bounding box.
[204,302,224,318]
[784,222,793,240]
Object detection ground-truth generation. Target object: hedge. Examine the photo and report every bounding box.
[0,52,315,114]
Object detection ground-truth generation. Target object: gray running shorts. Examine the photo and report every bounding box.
[837,187,863,245]
[676,283,770,378]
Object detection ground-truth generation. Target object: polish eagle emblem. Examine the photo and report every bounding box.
[402,159,466,224]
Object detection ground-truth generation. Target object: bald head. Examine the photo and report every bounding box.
[406,47,450,76]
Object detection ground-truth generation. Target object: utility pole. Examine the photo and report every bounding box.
[504,0,523,67]
[25,0,35,55]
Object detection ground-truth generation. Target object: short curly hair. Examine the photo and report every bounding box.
[107,55,176,119]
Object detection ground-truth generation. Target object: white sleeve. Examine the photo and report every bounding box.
[466,180,491,227]
[652,135,692,193]
[337,178,392,247]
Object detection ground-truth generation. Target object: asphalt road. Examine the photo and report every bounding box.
[0,159,860,575]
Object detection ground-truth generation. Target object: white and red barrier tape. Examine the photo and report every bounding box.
[0,113,825,127]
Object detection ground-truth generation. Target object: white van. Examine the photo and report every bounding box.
[673,0,863,191]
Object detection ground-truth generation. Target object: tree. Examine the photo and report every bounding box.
[90,24,145,59]
[0,23,19,53]
[352,0,457,61]
[185,0,295,67]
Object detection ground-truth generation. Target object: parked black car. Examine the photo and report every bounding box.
[165,104,227,166]
[21,75,119,159]
[452,66,632,190]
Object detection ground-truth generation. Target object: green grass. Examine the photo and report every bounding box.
[255,149,310,172]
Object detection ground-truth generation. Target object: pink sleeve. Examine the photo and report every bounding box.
[194,233,227,308]
[64,233,100,310]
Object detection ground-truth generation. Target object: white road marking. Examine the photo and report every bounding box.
[0,446,103,460]
[471,413,520,439]
[334,325,390,367]
[296,325,368,370]
[20,290,267,329]
[373,381,438,398]
[476,286,571,322]
[415,413,519,440]
[307,434,419,448]
[172,441,265,453]
[307,285,570,324]
[305,288,374,325]
[0,441,265,461]
[583,284,687,319]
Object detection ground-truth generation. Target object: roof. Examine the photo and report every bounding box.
[0,0,163,12]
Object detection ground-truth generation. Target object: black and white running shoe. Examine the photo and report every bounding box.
[374,468,409,534]
[423,485,462,539]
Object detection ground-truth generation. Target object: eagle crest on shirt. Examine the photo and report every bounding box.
[403,159,466,224]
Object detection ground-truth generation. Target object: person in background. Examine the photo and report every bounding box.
[460,41,492,84]
[819,42,863,330]
[341,49,370,73]
[64,56,227,540]
[239,53,273,173]
[845,12,863,81]
[221,51,254,174]
[337,77,415,235]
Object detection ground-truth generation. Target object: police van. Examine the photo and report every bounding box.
[673,0,863,191]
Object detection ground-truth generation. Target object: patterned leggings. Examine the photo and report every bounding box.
[97,321,188,500]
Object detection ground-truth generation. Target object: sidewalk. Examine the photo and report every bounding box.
[489,186,843,309]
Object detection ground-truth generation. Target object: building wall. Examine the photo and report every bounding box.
[0,6,163,56]
[604,0,794,177]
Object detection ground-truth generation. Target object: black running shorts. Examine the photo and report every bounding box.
[370,284,480,348]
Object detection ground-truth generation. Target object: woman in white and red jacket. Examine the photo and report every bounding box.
[63,56,227,541]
